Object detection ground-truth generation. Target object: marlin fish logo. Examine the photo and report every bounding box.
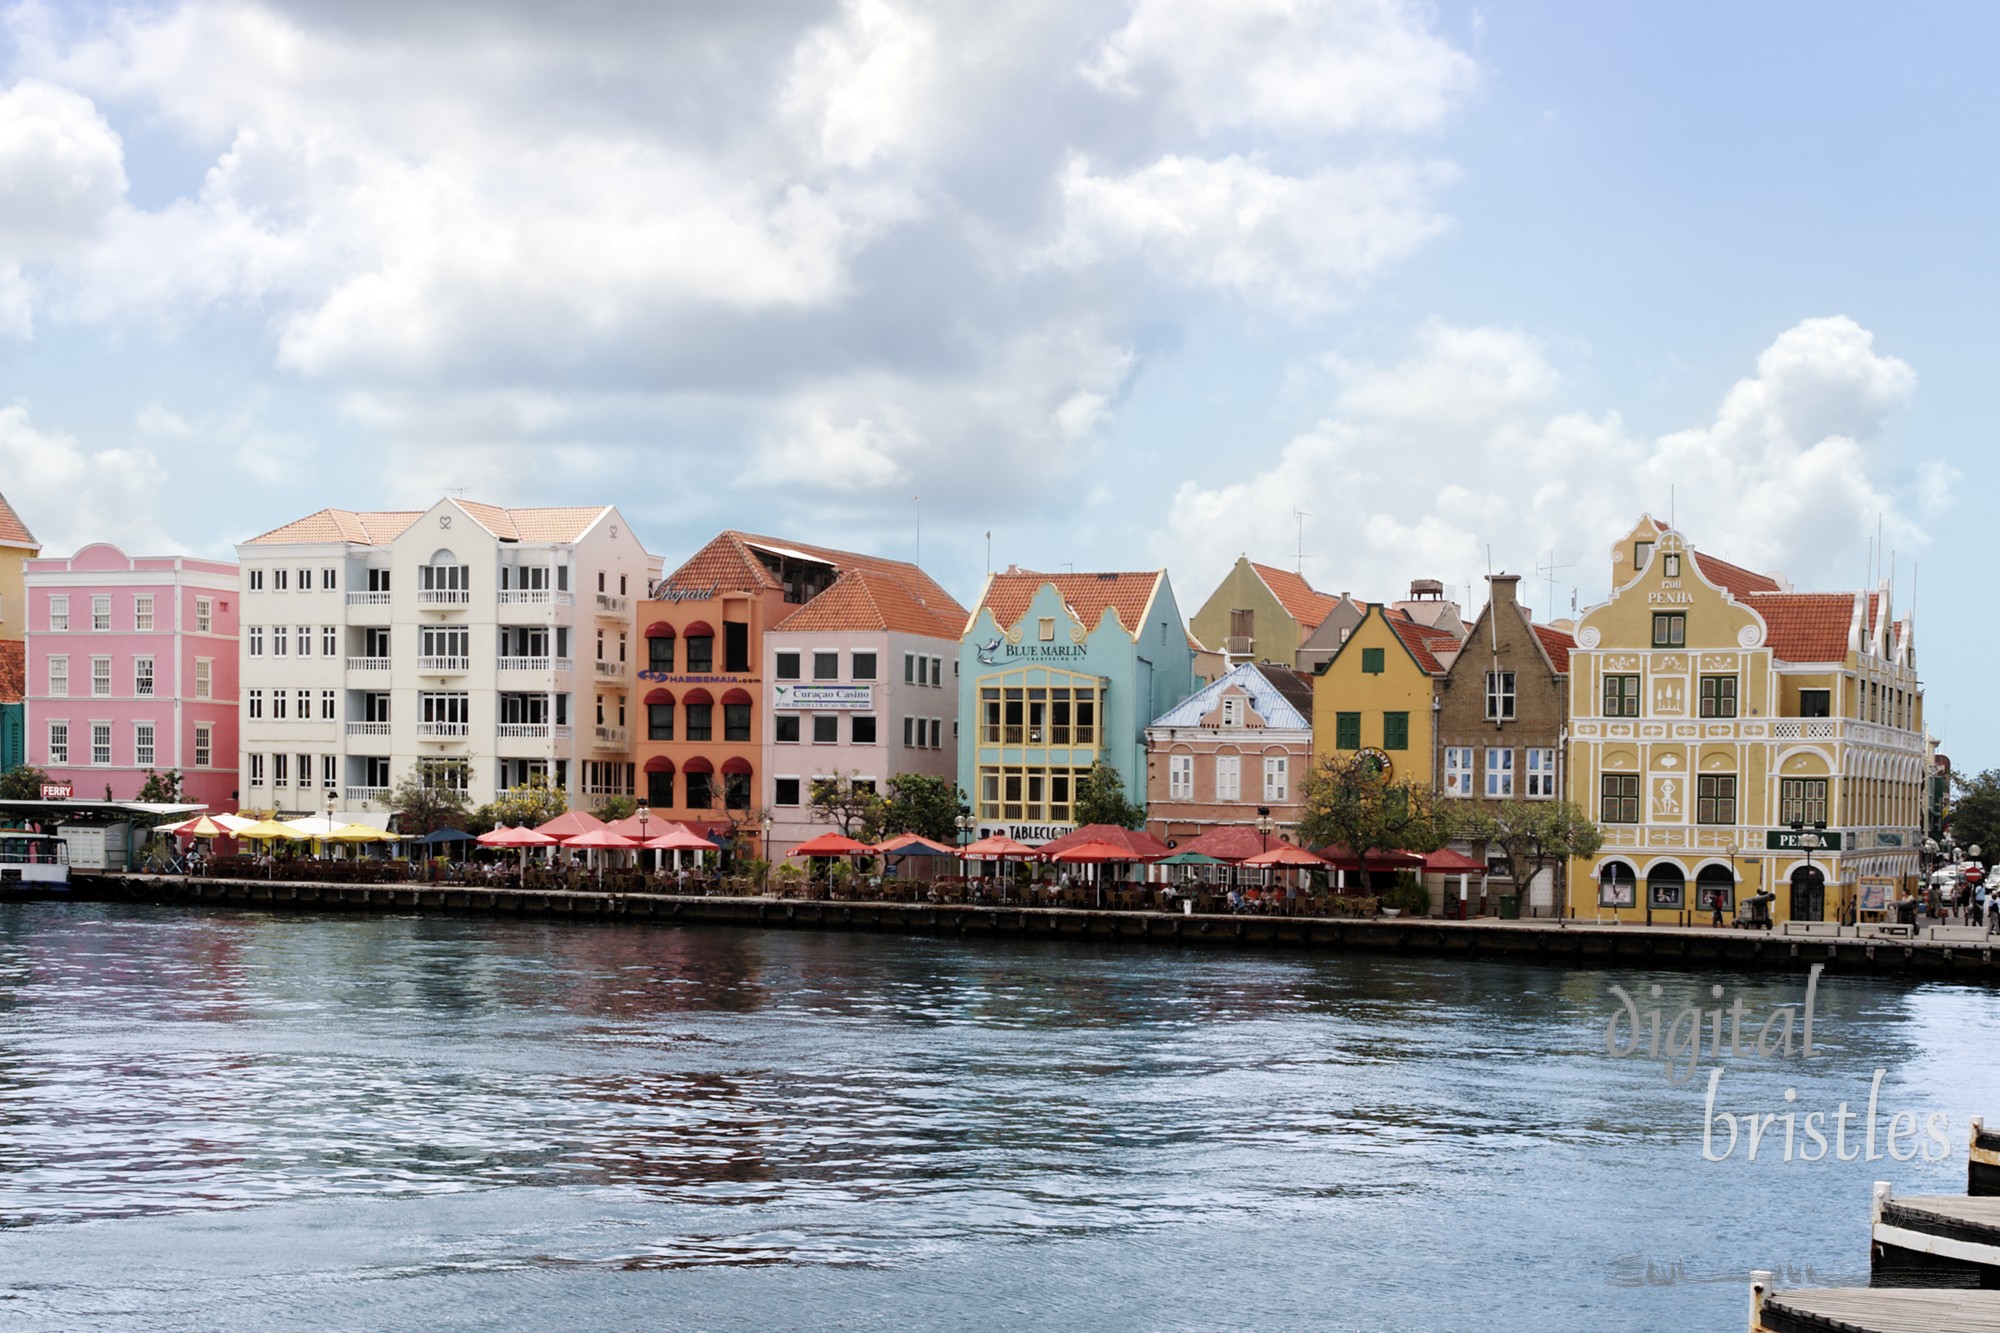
[977,636,1003,665]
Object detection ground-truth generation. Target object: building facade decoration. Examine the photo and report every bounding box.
[1310,603,1462,788]
[1144,661,1315,845]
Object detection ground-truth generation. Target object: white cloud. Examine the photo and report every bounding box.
[1160,317,1935,612]
[781,0,937,169]
[0,78,126,255]
[0,403,169,554]
[1039,153,1455,306]
[1081,0,1476,136]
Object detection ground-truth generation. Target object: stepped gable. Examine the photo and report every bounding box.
[1644,517,1784,598]
[658,531,965,622]
[241,508,426,546]
[772,568,961,636]
[1747,592,1872,664]
[1532,623,1575,674]
[979,569,1163,637]
[0,492,38,550]
[1248,562,1340,632]
[0,640,22,703]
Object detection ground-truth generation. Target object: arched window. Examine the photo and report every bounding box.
[645,688,675,741]
[1646,863,1686,911]
[720,755,752,810]
[1696,864,1735,914]
[645,622,676,673]
[643,755,675,808]
[722,687,752,742]
[1598,860,1637,908]
[683,687,713,742]
[682,755,715,810]
[682,620,715,673]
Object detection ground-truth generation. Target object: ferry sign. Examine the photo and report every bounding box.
[1765,828,1844,851]
[39,783,72,800]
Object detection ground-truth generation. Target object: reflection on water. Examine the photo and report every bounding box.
[1,902,1996,1330]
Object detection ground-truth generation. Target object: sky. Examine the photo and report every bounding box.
[0,1,1990,760]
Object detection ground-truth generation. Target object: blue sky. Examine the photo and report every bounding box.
[0,0,1988,761]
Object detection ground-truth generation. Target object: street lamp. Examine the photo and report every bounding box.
[1255,806,1273,853]
[761,813,774,894]
[637,802,651,880]
[1791,818,1826,920]
[955,804,976,894]
[324,787,336,862]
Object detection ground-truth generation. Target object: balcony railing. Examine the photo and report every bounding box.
[1224,635,1254,656]
[593,725,628,747]
[595,593,629,615]
[417,656,469,674]
[418,587,471,607]
[346,591,391,607]
[346,656,392,671]
[417,722,470,740]
[497,723,549,739]
[498,589,575,607]
[344,785,388,805]
[498,656,549,671]
[346,722,391,736]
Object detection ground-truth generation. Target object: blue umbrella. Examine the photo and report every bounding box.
[421,828,476,845]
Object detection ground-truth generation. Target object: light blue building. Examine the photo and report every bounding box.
[957,569,1196,844]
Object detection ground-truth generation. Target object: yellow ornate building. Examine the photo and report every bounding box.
[1567,517,1927,924]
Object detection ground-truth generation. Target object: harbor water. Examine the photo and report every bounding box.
[3,901,1997,1330]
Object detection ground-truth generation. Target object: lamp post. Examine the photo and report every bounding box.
[324,787,336,862]
[956,804,976,893]
[761,813,774,894]
[637,802,651,881]
[1790,818,1826,922]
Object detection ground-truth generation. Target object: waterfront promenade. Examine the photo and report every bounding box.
[74,873,2000,981]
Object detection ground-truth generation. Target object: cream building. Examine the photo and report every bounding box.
[234,499,659,819]
[1567,517,1928,924]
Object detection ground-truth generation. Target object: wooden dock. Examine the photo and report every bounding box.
[45,873,2000,983]
[1753,1283,2000,1333]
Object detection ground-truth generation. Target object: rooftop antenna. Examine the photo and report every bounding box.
[985,531,992,577]
[1292,509,1310,573]
[1669,485,1675,530]
[1535,548,1571,620]
[914,495,920,565]
[1486,545,1499,654]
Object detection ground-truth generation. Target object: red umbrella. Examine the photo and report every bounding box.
[563,828,639,850]
[645,826,719,853]
[536,810,608,840]
[961,833,1036,859]
[1048,840,1157,864]
[479,825,557,847]
[1240,843,1326,867]
[873,833,957,856]
[792,831,872,857]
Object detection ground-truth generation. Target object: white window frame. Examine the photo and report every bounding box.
[1442,746,1474,798]
[1262,754,1288,803]
[48,721,68,764]
[249,753,265,785]
[248,689,263,720]
[1485,671,1516,721]
[91,656,111,697]
[49,595,68,631]
[48,655,68,697]
[248,625,263,657]
[1484,747,1515,799]
[91,722,111,766]
[1221,695,1243,727]
[135,722,155,768]
[196,597,213,632]
[194,658,212,700]
[272,625,287,657]
[322,689,336,720]
[194,725,212,768]
[1215,754,1241,802]
[134,656,154,696]
[296,624,312,657]
[1526,748,1557,799]
[134,595,154,631]
[1168,754,1193,800]
[92,595,110,631]
[322,625,337,656]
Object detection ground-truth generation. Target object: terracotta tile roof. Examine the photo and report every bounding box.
[0,492,37,550]
[1248,562,1340,633]
[1695,551,1782,599]
[979,570,1164,637]
[1385,611,1459,674]
[657,531,965,623]
[772,568,961,638]
[451,501,610,543]
[1533,624,1575,674]
[242,508,426,546]
[1749,591,1865,663]
[0,640,22,703]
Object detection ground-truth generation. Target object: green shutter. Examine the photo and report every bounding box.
[1361,647,1385,674]
[1336,711,1361,749]
[1384,712,1409,750]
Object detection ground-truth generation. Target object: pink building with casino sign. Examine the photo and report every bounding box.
[23,543,240,810]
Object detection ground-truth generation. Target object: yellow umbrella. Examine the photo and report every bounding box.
[233,819,311,841]
[322,823,395,843]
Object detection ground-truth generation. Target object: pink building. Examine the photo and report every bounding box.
[23,543,240,809]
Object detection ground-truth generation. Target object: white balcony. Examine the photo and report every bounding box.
[346,656,392,671]
[417,722,469,740]
[595,593,629,615]
[346,721,391,736]
[553,657,574,673]
[419,587,471,608]
[593,725,628,747]
[498,656,550,671]
[499,589,551,605]
[346,591,391,607]
[345,785,388,805]
[497,723,550,739]
[417,656,469,674]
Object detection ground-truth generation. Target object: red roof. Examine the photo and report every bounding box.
[772,567,962,637]
[654,530,966,626]
[1747,592,1863,663]
[1385,612,1459,674]
[0,640,22,704]
[0,492,38,550]
[1249,562,1339,633]
[1532,624,1574,674]
[978,570,1166,638]
[1035,823,1172,859]
[1694,551,1782,599]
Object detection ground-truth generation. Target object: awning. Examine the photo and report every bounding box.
[681,620,715,637]
[682,687,714,706]
[682,756,715,775]
[643,756,675,774]
[644,687,675,705]
[720,756,753,775]
[721,687,753,706]
[644,621,676,638]
[1423,848,1487,873]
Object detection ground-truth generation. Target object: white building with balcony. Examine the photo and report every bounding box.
[234,498,659,819]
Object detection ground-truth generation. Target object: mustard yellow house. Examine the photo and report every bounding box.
[1567,517,1927,925]
[1311,604,1462,788]
[0,491,39,644]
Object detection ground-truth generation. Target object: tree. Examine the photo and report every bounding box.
[387,761,472,838]
[880,774,964,842]
[809,773,888,841]
[1072,762,1145,829]
[595,795,637,822]
[132,770,187,827]
[1452,798,1604,916]
[1296,752,1446,885]
[0,764,50,800]
[481,774,568,830]
[1949,769,2000,863]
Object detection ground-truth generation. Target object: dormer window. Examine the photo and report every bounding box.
[1663,553,1681,577]
[1635,541,1653,571]
[1221,695,1243,727]
[1039,617,1055,642]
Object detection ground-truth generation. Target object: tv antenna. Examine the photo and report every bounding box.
[1536,549,1572,619]
[1292,509,1310,573]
